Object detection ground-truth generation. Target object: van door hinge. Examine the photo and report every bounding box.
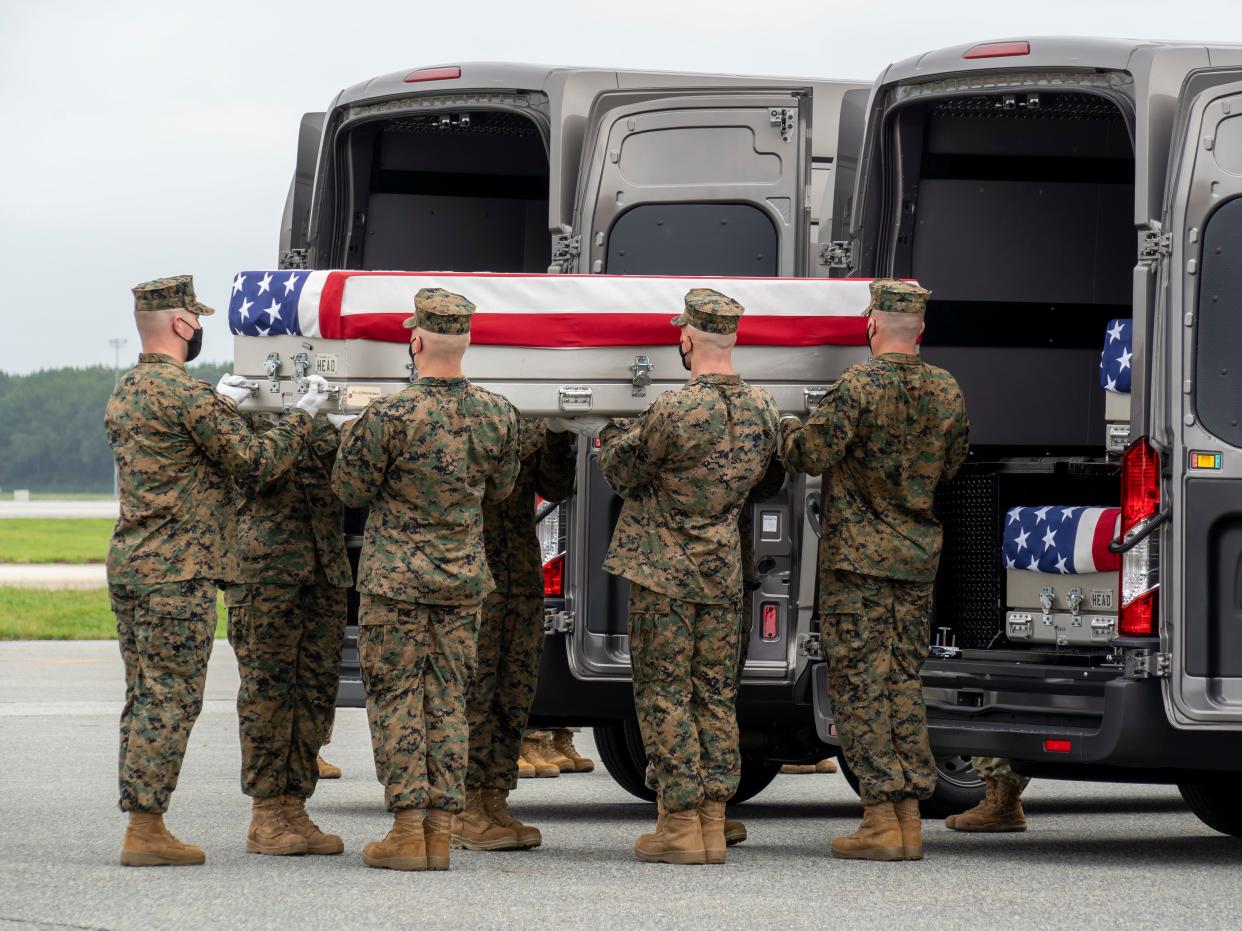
[1124,649,1171,679]
[279,248,309,270]
[769,107,796,143]
[818,240,854,269]
[551,233,581,269]
[543,609,574,635]
[796,632,823,661]
[1140,231,1171,261]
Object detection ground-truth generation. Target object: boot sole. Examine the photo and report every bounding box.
[636,849,707,865]
[946,822,1027,833]
[724,831,747,846]
[427,857,450,871]
[451,834,525,851]
[831,846,907,862]
[903,847,924,861]
[362,853,428,871]
[571,764,595,773]
[304,843,345,855]
[120,852,205,867]
[247,839,308,856]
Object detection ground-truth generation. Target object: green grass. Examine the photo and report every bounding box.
[0,519,114,564]
[0,588,227,640]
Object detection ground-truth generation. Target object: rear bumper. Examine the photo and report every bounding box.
[811,658,1242,773]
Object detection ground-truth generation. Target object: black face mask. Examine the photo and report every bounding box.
[408,341,418,377]
[180,321,203,363]
[866,320,876,355]
[678,339,692,372]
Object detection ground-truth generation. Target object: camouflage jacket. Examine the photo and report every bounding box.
[483,418,576,596]
[598,374,779,604]
[105,353,312,585]
[780,352,969,583]
[228,413,353,588]
[332,377,520,606]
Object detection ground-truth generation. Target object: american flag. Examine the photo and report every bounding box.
[228,271,314,337]
[1099,318,1132,394]
[1002,506,1121,574]
[226,270,888,348]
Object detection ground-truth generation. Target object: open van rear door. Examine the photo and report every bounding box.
[1163,78,1242,728]
[279,111,324,269]
[563,88,811,277]
[561,88,811,684]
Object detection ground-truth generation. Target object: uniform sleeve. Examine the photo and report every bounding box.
[943,396,970,483]
[533,429,576,504]
[780,374,862,476]
[748,453,787,503]
[183,389,310,486]
[484,406,522,504]
[597,403,672,500]
[309,415,343,474]
[331,405,390,508]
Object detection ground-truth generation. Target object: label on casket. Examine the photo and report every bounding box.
[315,354,338,375]
[344,385,381,409]
[1089,589,1114,610]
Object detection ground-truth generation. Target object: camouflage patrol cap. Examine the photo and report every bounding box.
[670,288,745,334]
[864,278,930,316]
[131,275,215,316]
[403,288,475,335]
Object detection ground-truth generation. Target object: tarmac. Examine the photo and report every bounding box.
[2,640,1241,930]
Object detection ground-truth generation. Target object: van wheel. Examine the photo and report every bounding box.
[835,753,985,819]
[1179,780,1242,837]
[593,719,783,805]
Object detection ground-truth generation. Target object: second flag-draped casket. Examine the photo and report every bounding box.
[229,271,879,416]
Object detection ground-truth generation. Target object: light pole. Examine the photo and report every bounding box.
[108,338,127,498]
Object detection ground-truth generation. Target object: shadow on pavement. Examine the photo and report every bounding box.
[934,833,1242,866]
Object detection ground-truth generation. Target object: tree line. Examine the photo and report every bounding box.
[0,362,230,494]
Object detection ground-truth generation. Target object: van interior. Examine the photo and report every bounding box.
[882,89,1135,655]
[340,110,551,272]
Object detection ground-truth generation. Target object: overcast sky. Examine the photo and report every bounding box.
[0,0,1234,373]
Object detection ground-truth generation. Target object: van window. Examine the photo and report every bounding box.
[604,203,777,276]
[1195,196,1242,448]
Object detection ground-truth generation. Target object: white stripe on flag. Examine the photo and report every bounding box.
[297,271,330,338]
[337,274,876,319]
[1073,508,1104,573]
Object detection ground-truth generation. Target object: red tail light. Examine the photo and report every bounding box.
[1118,437,1161,637]
[1120,439,1161,531]
[403,66,461,83]
[962,41,1030,60]
[1043,739,1072,754]
[542,553,565,597]
[761,603,779,641]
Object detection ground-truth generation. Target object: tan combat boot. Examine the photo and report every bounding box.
[316,754,341,779]
[520,736,561,778]
[724,816,747,846]
[539,734,575,774]
[120,813,206,867]
[697,799,727,865]
[781,764,817,775]
[517,755,536,779]
[894,798,923,861]
[552,730,596,773]
[281,794,344,855]
[482,789,542,849]
[247,796,309,856]
[830,802,906,861]
[815,758,839,775]
[452,790,522,851]
[945,779,1027,832]
[363,809,427,871]
[424,810,453,870]
[635,808,707,865]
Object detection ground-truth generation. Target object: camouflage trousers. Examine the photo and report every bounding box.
[466,591,545,792]
[358,595,479,813]
[111,579,216,813]
[629,585,743,813]
[973,757,1030,792]
[822,569,936,805]
[225,570,347,800]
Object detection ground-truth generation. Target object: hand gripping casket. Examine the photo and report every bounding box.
[228,271,881,416]
[1002,505,1121,647]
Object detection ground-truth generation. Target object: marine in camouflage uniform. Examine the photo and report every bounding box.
[107,275,316,865]
[599,288,778,864]
[456,417,575,849]
[224,412,353,853]
[945,757,1030,832]
[332,288,519,871]
[781,278,968,860]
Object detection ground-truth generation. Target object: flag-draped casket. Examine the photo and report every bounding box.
[229,271,882,415]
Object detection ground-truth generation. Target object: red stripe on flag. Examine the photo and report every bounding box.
[336,313,868,347]
[317,272,349,340]
[1091,508,1121,573]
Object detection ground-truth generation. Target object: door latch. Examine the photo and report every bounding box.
[630,355,653,397]
[769,107,796,143]
[292,352,311,391]
[796,632,823,661]
[263,352,282,393]
[543,610,574,635]
[1124,649,1171,679]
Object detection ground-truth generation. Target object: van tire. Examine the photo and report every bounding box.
[593,718,783,805]
[836,752,986,819]
[1179,780,1242,837]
